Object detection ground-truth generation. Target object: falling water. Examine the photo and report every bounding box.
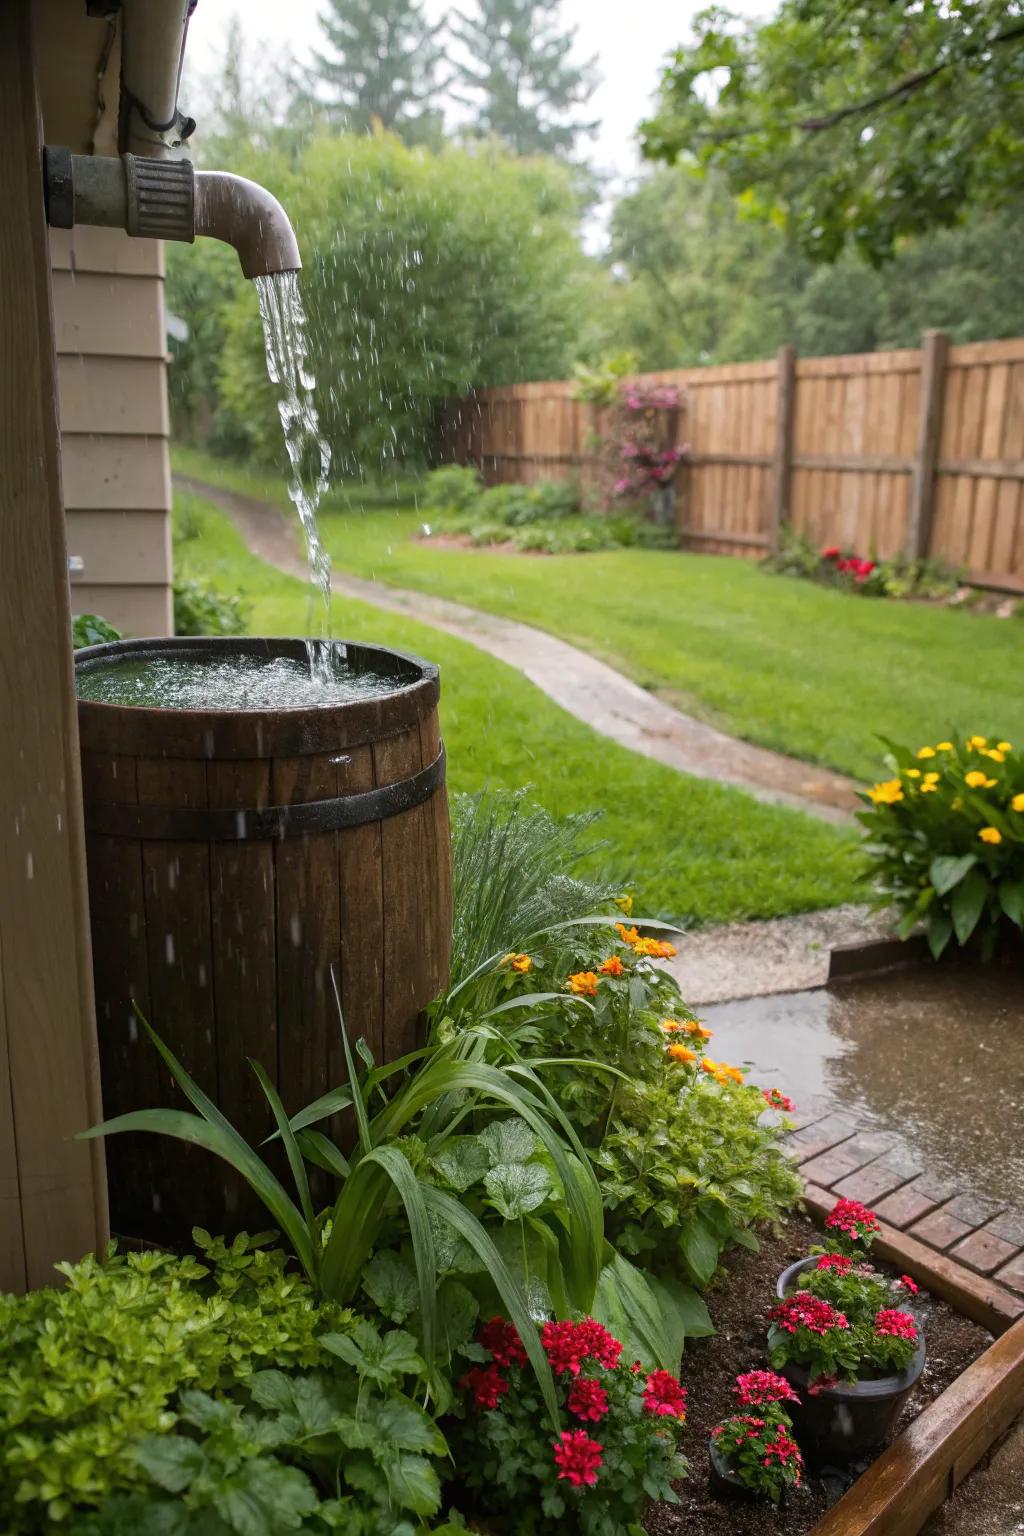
[255,271,333,678]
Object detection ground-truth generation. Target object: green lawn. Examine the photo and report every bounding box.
[173,446,1024,783]
[173,485,858,926]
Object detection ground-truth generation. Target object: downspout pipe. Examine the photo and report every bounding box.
[118,0,197,157]
[43,149,302,279]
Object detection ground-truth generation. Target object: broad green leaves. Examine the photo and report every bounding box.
[484,1162,552,1220]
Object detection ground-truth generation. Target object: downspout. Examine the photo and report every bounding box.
[118,0,197,157]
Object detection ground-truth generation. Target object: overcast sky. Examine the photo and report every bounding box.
[184,0,768,190]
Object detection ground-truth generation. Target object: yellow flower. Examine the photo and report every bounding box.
[916,746,936,760]
[979,827,1002,845]
[965,770,992,788]
[614,922,640,946]
[868,779,904,805]
[568,971,598,997]
[984,749,1006,763]
[904,768,921,779]
[666,1043,697,1065]
[998,742,1013,753]
[936,741,954,752]
[968,735,988,750]
[683,1021,714,1041]
[715,1063,746,1086]
[661,1019,685,1033]
[614,894,634,916]
[924,772,940,783]
[1012,794,1024,813]
[920,781,938,794]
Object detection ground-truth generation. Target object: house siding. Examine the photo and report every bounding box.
[51,224,174,638]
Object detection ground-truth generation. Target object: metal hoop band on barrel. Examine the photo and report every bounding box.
[84,746,446,842]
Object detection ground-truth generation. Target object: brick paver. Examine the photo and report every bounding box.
[799,1131,895,1188]
[993,1252,1024,1295]
[949,1226,1021,1276]
[875,1183,946,1228]
[908,1205,976,1251]
[785,1112,860,1163]
[942,1192,1006,1228]
[832,1158,915,1206]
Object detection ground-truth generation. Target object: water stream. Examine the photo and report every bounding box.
[255,270,333,680]
[75,652,395,711]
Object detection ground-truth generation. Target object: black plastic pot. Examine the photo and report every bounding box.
[707,1436,758,1502]
[773,1256,926,1463]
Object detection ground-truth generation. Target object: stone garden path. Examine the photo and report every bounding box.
[176,474,858,825]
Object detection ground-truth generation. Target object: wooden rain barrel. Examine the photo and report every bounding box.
[75,636,452,1246]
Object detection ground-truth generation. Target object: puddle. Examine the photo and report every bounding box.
[702,966,1024,1205]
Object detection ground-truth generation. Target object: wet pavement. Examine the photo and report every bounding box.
[702,965,1024,1208]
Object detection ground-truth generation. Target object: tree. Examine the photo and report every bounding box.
[214,133,592,470]
[450,0,598,159]
[640,1,1024,264]
[310,0,446,140]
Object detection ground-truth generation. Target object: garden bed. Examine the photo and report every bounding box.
[647,1211,991,1536]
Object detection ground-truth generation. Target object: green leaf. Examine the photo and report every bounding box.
[478,1117,537,1165]
[999,878,1024,927]
[382,1452,442,1517]
[217,1459,320,1534]
[928,910,953,959]
[647,1272,715,1340]
[680,1213,721,1288]
[593,1251,681,1372]
[951,868,988,945]
[484,1161,552,1219]
[132,1435,205,1493]
[930,853,977,896]
[321,1321,426,1385]
[249,1060,315,1233]
[435,1279,479,1357]
[371,1394,448,1456]
[429,1136,491,1192]
[362,1250,420,1323]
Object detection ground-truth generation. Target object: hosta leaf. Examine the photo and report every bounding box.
[484,1161,552,1219]
[648,1273,715,1340]
[479,1117,536,1166]
[429,1136,491,1192]
[951,868,988,945]
[680,1213,721,1289]
[593,1251,680,1373]
[999,878,1024,927]
[930,853,978,896]
[361,1250,420,1323]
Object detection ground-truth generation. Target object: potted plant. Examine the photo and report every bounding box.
[708,1370,804,1503]
[770,1200,926,1461]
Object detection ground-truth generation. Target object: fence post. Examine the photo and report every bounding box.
[770,343,796,549]
[906,329,949,559]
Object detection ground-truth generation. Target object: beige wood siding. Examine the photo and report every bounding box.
[52,227,173,637]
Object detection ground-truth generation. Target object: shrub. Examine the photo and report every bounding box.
[858,733,1024,957]
[174,576,250,637]
[420,464,482,515]
[0,1232,350,1529]
[72,613,121,649]
[447,1314,687,1533]
[764,526,960,601]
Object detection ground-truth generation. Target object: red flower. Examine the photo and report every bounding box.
[815,1253,853,1273]
[807,1373,839,1396]
[461,1363,508,1410]
[642,1369,688,1419]
[567,1377,610,1422]
[553,1429,603,1487]
[822,546,841,560]
[734,1369,800,1408]
[630,1360,643,1374]
[825,1198,880,1242]
[541,1320,585,1377]
[897,1274,919,1296]
[479,1316,527,1367]
[875,1308,917,1341]
[762,1427,803,1480]
[577,1319,622,1370]
[770,1294,849,1336]
[762,1087,796,1113]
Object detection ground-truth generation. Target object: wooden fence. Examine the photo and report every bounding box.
[439,332,1024,589]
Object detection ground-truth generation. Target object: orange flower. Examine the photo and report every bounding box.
[502,952,533,974]
[716,1063,746,1086]
[614,922,640,945]
[700,1057,719,1075]
[661,1018,685,1033]
[683,1021,713,1041]
[599,955,624,977]
[633,937,677,959]
[568,971,598,997]
[666,1043,697,1065]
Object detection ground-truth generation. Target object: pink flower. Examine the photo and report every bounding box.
[763,1087,796,1113]
[461,1363,508,1410]
[479,1316,528,1368]
[540,1318,622,1377]
[642,1369,688,1419]
[734,1370,800,1408]
[815,1253,853,1273]
[553,1429,603,1487]
[770,1294,849,1336]
[825,1198,880,1242]
[875,1308,917,1341]
[897,1274,920,1297]
[577,1319,622,1370]
[567,1377,610,1422]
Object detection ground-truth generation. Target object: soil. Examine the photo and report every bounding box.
[645,1211,992,1536]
